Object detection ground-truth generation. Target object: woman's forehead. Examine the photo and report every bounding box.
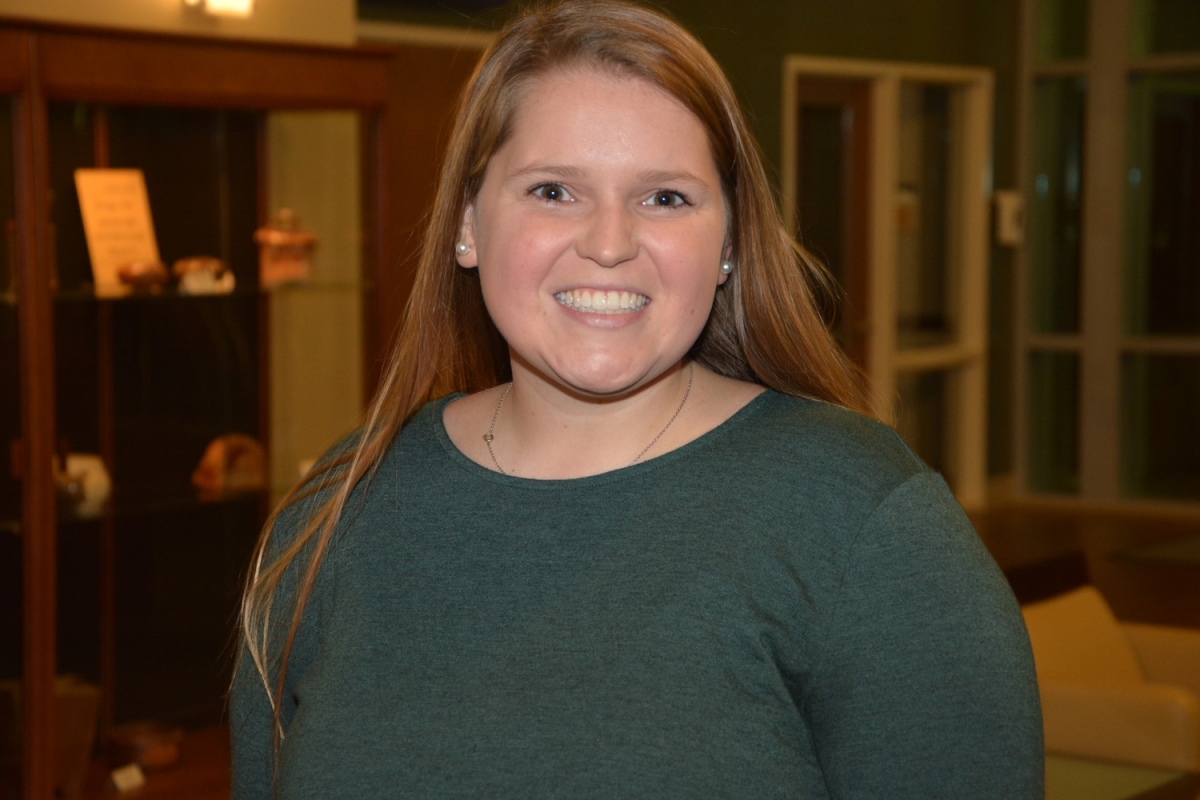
[494,67,717,180]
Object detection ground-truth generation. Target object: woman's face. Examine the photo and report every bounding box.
[458,67,729,397]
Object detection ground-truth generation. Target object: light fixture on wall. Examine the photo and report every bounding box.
[183,0,255,17]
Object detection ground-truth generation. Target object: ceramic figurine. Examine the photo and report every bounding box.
[117,260,169,291]
[191,434,266,496]
[254,208,316,289]
[173,256,235,295]
[53,453,112,519]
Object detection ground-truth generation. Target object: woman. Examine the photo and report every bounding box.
[231,1,1043,796]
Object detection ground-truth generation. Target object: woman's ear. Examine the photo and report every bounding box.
[717,243,734,285]
[456,204,479,268]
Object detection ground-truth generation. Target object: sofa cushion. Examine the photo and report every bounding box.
[1022,586,1144,686]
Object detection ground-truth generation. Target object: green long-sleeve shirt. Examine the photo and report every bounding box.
[231,390,1043,798]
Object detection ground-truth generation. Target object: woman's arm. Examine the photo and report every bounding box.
[230,642,291,799]
[803,472,1043,799]
[228,490,334,800]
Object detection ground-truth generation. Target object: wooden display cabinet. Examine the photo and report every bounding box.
[0,21,403,799]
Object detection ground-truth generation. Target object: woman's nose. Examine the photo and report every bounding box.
[576,201,638,268]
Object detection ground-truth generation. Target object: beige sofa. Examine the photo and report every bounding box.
[1022,585,1200,771]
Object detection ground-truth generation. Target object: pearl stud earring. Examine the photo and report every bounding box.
[720,261,734,275]
[456,242,471,256]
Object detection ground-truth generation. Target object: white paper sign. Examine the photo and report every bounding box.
[74,169,161,298]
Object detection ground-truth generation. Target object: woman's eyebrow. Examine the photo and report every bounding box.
[509,163,587,181]
[637,168,706,186]
[507,165,707,187]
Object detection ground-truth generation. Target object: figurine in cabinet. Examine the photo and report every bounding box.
[255,208,316,289]
[191,434,266,497]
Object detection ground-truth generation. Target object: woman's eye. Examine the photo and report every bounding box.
[531,183,570,203]
[646,190,688,207]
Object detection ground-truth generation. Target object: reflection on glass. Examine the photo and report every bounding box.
[896,83,956,349]
[1125,73,1200,335]
[1029,78,1085,334]
[1131,0,1200,56]
[0,95,20,799]
[1027,351,1079,493]
[1123,354,1200,500]
[896,369,953,485]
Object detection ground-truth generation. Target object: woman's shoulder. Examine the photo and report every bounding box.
[736,390,928,497]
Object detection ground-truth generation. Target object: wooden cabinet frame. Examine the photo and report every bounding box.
[0,20,397,798]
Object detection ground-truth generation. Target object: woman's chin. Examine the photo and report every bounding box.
[541,358,687,400]
[553,373,644,399]
[530,361,648,399]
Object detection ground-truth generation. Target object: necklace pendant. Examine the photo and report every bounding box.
[482,433,494,443]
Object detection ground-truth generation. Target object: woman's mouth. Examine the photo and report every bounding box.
[554,289,648,315]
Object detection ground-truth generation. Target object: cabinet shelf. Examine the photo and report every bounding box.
[58,485,266,528]
[51,282,362,305]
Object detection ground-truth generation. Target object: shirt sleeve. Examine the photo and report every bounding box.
[229,500,330,800]
[229,636,285,800]
[802,471,1044,799]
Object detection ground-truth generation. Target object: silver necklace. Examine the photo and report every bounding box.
[483,362,694,476]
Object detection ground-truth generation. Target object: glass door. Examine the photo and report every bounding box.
[1020,0,1200,506]
[1122,72,1200,501]
[893,81,969,490]
[784,57,994,508]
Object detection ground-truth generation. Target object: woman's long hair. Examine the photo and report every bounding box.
[239,0,869,755]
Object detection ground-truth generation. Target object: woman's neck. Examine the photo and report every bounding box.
[443,360,765,480]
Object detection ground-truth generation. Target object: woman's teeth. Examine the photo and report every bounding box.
[555,289,648,314]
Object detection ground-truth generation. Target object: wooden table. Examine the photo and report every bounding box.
[1047,754,1200,800]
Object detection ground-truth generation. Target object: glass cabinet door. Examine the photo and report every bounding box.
[46,102,367,789]
[1,94,22,800]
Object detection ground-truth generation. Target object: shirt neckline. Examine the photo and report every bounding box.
[429,387,781,490]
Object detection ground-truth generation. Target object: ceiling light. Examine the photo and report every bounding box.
[183,0,254,17]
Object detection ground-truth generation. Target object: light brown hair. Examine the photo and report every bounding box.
[239,0,869,757]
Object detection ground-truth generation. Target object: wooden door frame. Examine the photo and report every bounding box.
[4,29,58,800]
[782,55,994,509]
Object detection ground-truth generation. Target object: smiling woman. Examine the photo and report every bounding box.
[445,68,745,478]
[229,2,1044,797]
